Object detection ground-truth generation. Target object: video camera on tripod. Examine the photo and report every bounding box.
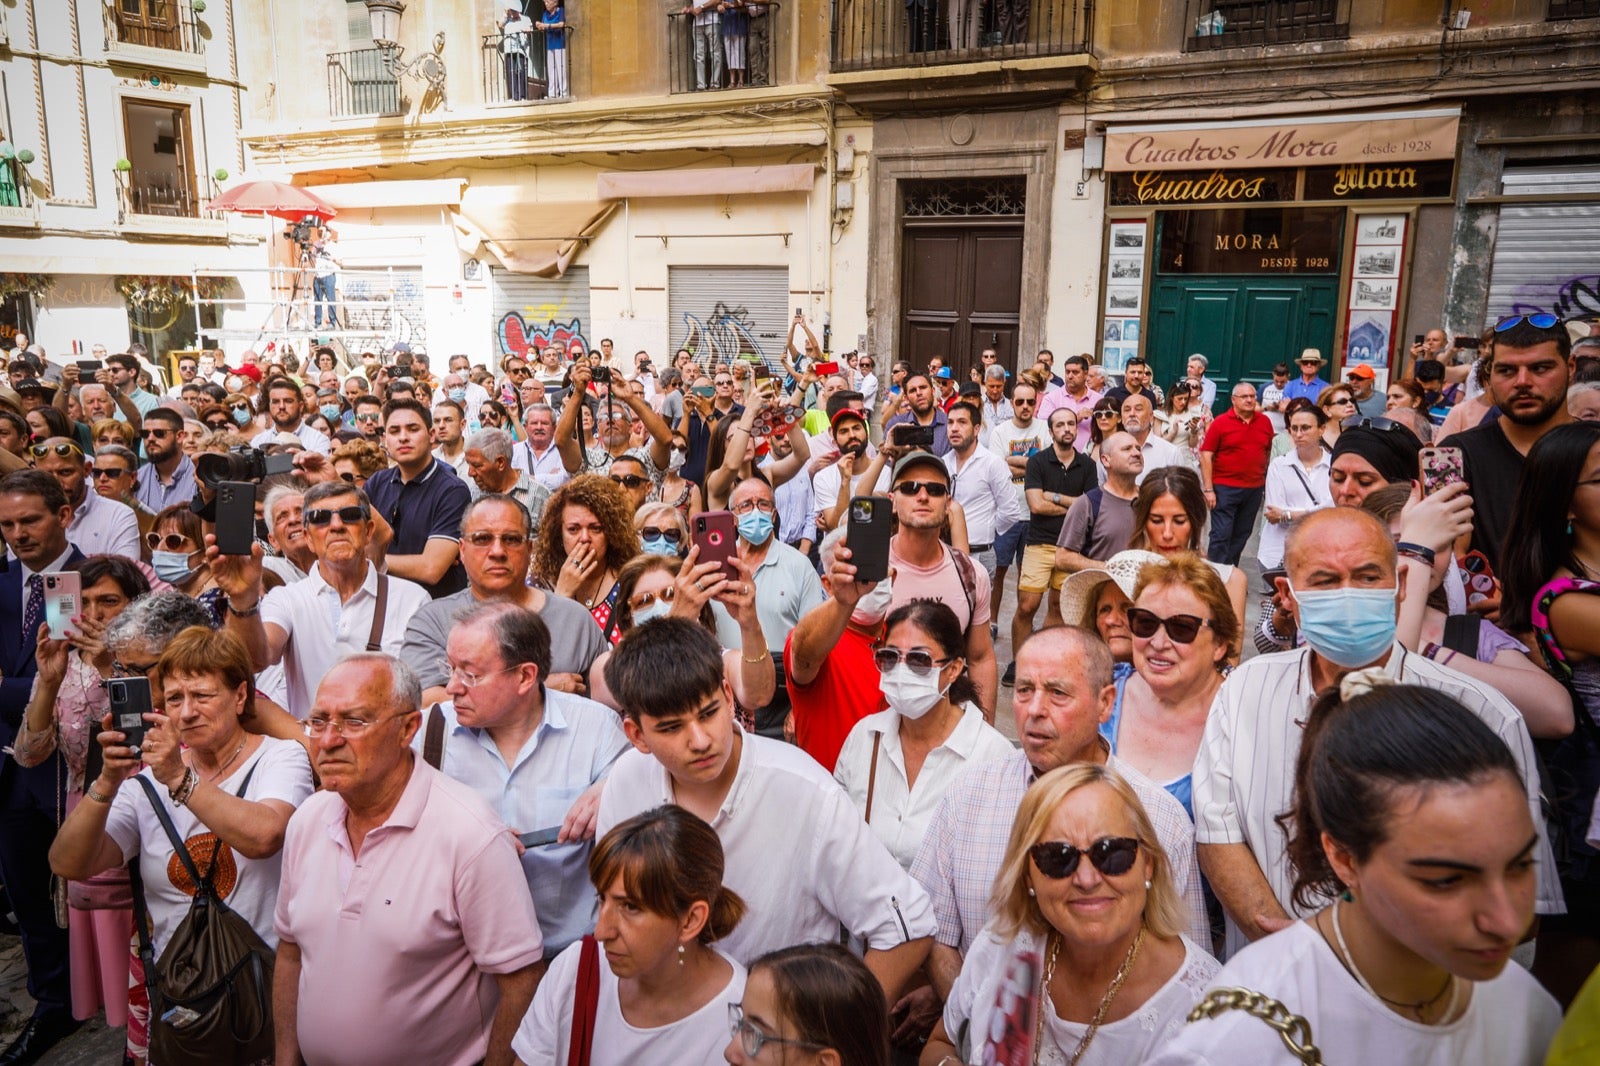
[284,214,323,260]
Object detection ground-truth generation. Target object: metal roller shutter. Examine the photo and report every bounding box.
[490,267,592,365]
[1485,164,1600,320]
[667,266,790,374]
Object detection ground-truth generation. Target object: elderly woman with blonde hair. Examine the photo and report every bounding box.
[922,764,1217,1066]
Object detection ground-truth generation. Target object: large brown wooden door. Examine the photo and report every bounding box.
[900,221,1024,381]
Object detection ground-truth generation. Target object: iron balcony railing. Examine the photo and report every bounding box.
[107,0,204,54]
[667,4,781,93]
[1183,0,1350,51]
[481,24,576,104]
[327,47,403,118]
[128,170,199,218]
[831,0,1090,73]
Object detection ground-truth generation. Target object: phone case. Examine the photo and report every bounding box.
[693,510,740,582]
[107,677,153,753]
[1419,447,1465,495]
[214,481,258,555]
[44,573,81,640]
[846,497,893,585]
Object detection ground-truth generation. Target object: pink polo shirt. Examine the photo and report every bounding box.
[275,757,543,1066]
[1036,386,1101,451]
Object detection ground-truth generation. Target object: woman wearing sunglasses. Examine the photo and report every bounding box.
[330,438,388,490]
[927,763,1218,1066]
[145,504,226,621]
[728,942,890,1066]
[833,601,1012,872]
[1086,396,1122,465]
[633,501,690,558]
[1154,681,1559,1065]
[512,806,747,1066]
[1316,383,1357,451]
[1100,553,1236,819]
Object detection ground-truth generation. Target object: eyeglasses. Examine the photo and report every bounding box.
[145,532,196,552]
[506,367,530,377]
[892,480,949,498]
[111,659,159,678]
[229,403,251,413]
[1125,606,1212,644]
[338,471,359,483]
[1339,415,1403,432]
[355,412,381,423]
[304,506,367,526]
[730,498,776,515]
[462,530,529,549]
[203,419,230,430]
[714,379,733,387]
[440,662,518,689]
[1013,398,1036,406]
[303,712,410,737]
[640,526,684,544]
[1494,313,1559,332]
[727,1004,823,1059]
[1029,837,1141,880]
[873,647,951,675]
[92,466,132,479]
[1093,410,1119,420]
[629,587,677,611]
[610,474,650,490]
[28,442,82,459]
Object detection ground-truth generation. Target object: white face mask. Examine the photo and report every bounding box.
[668,448,687,473]
[850,579,894,628]
[878,663,949,720]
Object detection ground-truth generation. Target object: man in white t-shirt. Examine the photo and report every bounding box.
[810,407,889,536]
[985,381,1046,625]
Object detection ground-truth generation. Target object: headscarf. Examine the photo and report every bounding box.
[1330,421,1422,484]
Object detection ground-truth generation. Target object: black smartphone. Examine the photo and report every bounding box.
[752,363,771,379]
[1454,335,1481,350]
[107,676,153,755]
[75,359,103,374]
[1412,334,1424,346]
[846,496,893,585]
[518,827,562,848]
[692,510,740,583]
[214,481,257,556]
[892,422,936,450]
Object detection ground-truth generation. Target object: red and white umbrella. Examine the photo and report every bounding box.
[205,180,336,222]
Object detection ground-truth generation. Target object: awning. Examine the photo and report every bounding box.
[1104,107,1461,173]
[452,189,618,277]
[596,163,816,200]
[309,178,468,209]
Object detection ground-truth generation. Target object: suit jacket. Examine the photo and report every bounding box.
[0,547,85,801]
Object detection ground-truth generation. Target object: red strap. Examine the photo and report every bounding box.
[566,935,600,1066]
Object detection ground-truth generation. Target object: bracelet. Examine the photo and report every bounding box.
[85,782,114,804]
[1422,641,1442,660]
[1396,541,1437,565]
[742,648,770,664]
[169,767,200,807]
[226,598,261,617]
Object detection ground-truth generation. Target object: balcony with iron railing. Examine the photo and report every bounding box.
[1183,0,1350,51]
[666,5,781,93]
[103,0,206,71]
[328,47,403,118]
[118,168,226,238]
[480,25,576,105]
[831,0,1091,73]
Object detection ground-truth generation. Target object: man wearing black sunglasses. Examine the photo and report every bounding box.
[1440,314,1573,573]
[30,436,140,561]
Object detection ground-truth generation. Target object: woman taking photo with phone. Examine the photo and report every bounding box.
[1152,681,1560,1065]
[512,806,746,1065]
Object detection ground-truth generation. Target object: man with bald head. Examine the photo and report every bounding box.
[1192,507,1563,957]
[1054,430,1143,575]
[1113,390,1184,485]
[1198,380,1274,565]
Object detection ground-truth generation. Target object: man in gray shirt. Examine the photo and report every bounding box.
[401,494,609,704]
[1055,431,1144,574]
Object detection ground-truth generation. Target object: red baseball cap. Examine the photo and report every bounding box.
[830,407,868,431]
[233,363,262,383]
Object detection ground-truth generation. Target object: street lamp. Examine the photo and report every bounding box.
[366,0,405,48]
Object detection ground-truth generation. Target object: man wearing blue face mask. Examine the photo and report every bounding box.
[1192,506,1563,960]
[711,475,825,740]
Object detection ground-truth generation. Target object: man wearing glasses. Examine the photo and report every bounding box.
[29,436,140,560]
[1441,313,1574,574]
[164,354,199,398]
[402,494,610,706]
[209,479,432,719]
[133,408,197,515]
[90,444,157,540]
[104,352,159,416]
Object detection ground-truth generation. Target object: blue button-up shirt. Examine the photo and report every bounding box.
[1282,376,1328,403]
[135,453,197,515]
[412,690,629,956]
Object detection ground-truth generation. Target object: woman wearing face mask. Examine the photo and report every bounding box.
[595,550,772,715]
[1152,681,1560,1065]
[146,504,226,623]
[833,601,1011,872]
[651,433,703,523]
[315,389,344,428]
[633,501,690,558]
[223,392,259,432]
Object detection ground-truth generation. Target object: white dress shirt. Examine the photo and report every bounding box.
[67,488,141,561]
[943,444,1026,547]
[511,439,570,492]
[1095,431,1187,488]
[596,728,938,965]
[1256,450,1333,569]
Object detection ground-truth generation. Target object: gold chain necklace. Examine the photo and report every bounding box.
[199,736,248,784]
[1033,924,1146,1066]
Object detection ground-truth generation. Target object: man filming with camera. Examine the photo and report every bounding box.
[311,226,341,330]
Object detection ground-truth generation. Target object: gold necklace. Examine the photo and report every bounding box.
[1034,924,1146,1066]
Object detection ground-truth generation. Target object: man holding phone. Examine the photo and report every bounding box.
[883,374,951,456]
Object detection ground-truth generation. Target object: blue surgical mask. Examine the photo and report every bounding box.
[231,407,251,426]
[151,550,199,585]
[642,534,680,557]
[736,509,774,546]
[319,404,340,422]
[449,387,467,403]
[632,599,671,625]
[1290,583,1399,668]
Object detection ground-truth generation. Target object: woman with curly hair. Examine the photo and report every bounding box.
[331,438,389,490]
[532,474,642,642]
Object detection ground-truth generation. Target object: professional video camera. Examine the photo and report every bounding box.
[283,214,322,257]
[196,446,298,489]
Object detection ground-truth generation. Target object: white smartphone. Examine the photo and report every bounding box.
[44,572,81,640]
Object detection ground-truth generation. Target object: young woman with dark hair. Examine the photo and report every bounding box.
[728,942,890,1066]
[1153,680,1560,1064]
[1126,466,1248,639]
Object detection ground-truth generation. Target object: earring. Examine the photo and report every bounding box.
[1144,880,1152,891]
[1340,888,1355,903]
[1568,519,1575,537]
[678,944,686,966]
[1027,887,1035,898]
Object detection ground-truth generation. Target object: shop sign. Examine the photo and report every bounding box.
[1157,207,1344,275]
[1106,110,1460,173]
[1303,160,1455,201]
[1110,159,1455,207]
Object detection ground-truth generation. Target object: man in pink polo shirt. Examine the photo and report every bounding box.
[1035,354,1101,451]
[273,655,544,1066]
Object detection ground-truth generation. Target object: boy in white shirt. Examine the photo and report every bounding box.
[596,617,934,1002]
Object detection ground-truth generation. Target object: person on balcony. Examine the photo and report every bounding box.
[719,0,750,88]
[500,6,534,102]
[681,0,723,90]
[540,0,569,99]
[311,228,341,331]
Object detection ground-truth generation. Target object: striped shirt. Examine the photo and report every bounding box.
[1192,642,1563,958]
[910,747,1210,954]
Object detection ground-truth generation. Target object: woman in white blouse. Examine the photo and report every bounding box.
[513,805,747,1066]
[1258,400,1332,570]
[925,763,1219,1066]
[834,600,1013,870]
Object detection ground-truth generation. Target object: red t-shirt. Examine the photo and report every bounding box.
[784,625,885,773]
[1200,409,1275,488]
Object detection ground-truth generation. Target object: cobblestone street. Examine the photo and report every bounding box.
[0,934,123,1063]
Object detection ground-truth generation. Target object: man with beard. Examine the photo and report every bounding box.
[30,437,140,560]
[252,377,332,455]
[132,407,198,514]
[1441,314,1573,573]
[883,373,951,456]
[813,406,888,535]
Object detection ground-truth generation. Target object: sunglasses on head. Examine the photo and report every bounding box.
[28,442,82,459]
[610,474,649,489]
[892,480,949,498]
[641,526,684,543]
[872,647,950,675]
[145,532,195,552]
[1494,313,1559,332]
[1029,837,1140,880]
[1125,606,1212,644]
[305,505,366,526]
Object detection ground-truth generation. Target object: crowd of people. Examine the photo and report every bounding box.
[0,309,1598,1065]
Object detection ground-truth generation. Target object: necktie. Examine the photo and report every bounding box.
[23,573,43,644]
